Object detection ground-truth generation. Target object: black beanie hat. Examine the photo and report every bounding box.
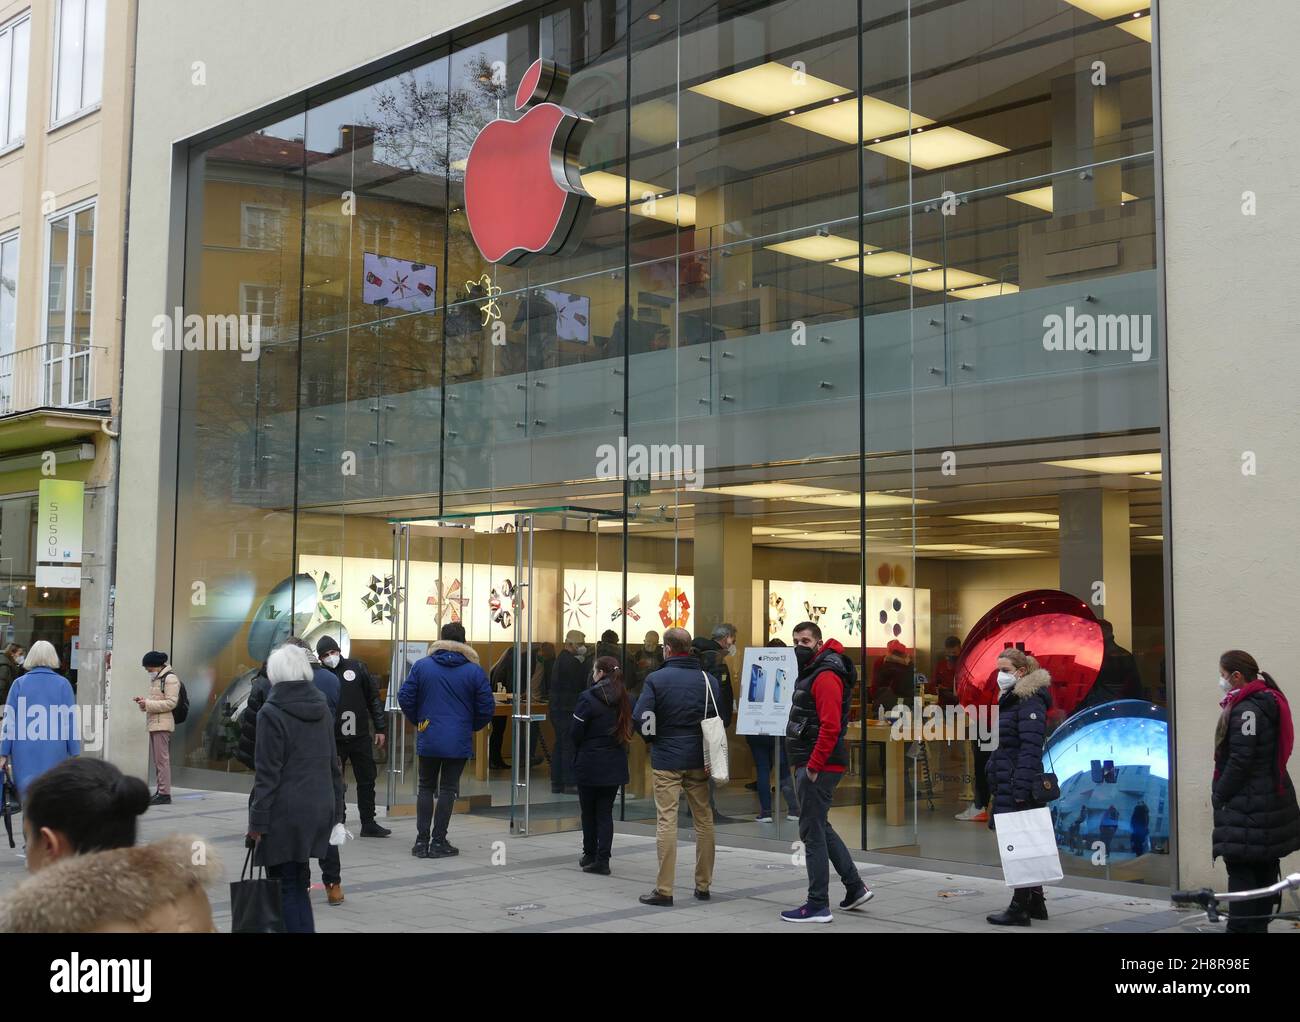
[315,636,341,657]
[142,651,168,669]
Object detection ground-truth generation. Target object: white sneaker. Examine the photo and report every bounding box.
[786,814,800,822]
[954,803,981,821]
[755,813,773,823]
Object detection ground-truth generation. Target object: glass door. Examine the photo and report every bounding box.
[384,506,623,836]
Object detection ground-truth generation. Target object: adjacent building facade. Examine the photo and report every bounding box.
[111,0,1299,894]
[0,0,133,737]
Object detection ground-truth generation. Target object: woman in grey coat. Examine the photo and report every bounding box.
[247,643,344,933]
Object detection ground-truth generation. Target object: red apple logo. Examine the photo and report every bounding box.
[464,58,595,267]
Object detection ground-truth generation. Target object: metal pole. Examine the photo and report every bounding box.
[525,514,535,837]
[512,514,523,833]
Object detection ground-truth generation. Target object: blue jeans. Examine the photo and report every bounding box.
[747,736,796,816]
[795,767,861,910]
[267,861,314,933]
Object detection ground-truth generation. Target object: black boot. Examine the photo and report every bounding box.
[579,853,596,869]
[987,890,1033,927]
[360,820,391,838]
[1027,888,1048,920]
[411,840,429,858]
[583,858,611,875]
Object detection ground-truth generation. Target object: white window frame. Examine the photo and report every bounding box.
[0,11,31,153]
[40,197,96,407]
[50,0,105,131]
[240,203,285,251]
[0,229,19,414]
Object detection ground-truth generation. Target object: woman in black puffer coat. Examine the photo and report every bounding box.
[572,656,632,875]
[985,648,1054,926]
[1212,649,1300,933]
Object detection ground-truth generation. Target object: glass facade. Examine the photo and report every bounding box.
[171,0,1167,886]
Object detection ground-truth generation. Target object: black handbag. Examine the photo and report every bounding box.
[230,846,285,933]
[1032,738,1061,804]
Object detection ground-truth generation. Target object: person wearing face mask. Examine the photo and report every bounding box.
[315,636,389,839]
[1211,649,1299,933]
[781,621,871,922]
[136,652,181,806]
[548,631,590,794]
[985,648,1053,926]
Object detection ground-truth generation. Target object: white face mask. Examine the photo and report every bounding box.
[576,645,588,658]
[996,670,1017,692]
[323,654,341,669]
[1218,675,1231,694]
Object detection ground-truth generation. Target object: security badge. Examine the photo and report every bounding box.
[344,670,356,681]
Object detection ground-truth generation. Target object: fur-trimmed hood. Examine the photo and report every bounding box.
[1012,667,1053,704]
[0,834,220,933]
[431,639,479,664]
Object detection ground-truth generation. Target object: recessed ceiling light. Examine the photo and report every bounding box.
[949,282,1020,300]
[648,11,662,20]
[766,235,878,262]
[629,192,696,226]
[954,512,1059,525]
[898,267,995,291]
[1008,185,1139,213]
[829,251,938,277]
[688,61,850,117]
[1044,453,1162,474]
[784,96,932,144]
[867,126,1009,170]
[579,170,671,207]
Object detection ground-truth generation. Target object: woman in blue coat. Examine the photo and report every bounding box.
[572,656,631,875]
[985,647,1053,927]
[0,642,80,798]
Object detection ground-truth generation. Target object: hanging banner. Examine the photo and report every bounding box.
[734,645,798,737]
[36,479,84,588]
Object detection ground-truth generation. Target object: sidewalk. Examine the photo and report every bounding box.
[0,788,1212,933]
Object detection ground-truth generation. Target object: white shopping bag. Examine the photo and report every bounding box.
[993,807,1063,888]
[701,672,730,782]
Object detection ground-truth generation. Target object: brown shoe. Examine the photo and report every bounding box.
[326,882,345,906]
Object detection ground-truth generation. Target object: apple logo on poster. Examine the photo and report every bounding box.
[464,58,596,267]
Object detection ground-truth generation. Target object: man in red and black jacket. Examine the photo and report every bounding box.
[781,621,874,923]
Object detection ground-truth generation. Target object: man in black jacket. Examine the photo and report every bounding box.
[632,627,731,906]
[549,631,589,793]
[316,636,389,838]
[691,625,738,823]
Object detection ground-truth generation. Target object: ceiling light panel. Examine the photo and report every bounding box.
[688,61,850,116]
[783,95,932,143]
[867,126,1009,170]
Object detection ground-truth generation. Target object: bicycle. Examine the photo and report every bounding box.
[1171,871,1300,925]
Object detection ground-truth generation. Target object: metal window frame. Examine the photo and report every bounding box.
[40,195,97,407]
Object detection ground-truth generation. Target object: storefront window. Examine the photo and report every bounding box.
[171,0,1166,888]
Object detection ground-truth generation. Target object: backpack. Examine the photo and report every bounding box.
[162,670,190,725]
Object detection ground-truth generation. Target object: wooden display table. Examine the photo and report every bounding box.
[473,699,549,781]
[847,716,966,827]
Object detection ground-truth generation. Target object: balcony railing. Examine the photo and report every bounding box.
[0,343,107,416]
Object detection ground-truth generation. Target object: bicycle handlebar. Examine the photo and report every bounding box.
[1172,872,1300,907]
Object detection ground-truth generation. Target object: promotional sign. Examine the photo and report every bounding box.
[362,253,437,313]
[764,579,930,655]
[36,479,84,589]
[734,645,798,737]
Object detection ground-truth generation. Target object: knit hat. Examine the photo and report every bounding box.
[141,651,168,669]
[315,635,341,658]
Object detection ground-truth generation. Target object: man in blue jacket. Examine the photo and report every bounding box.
[398,622,494,859]
[632,627,731,906]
